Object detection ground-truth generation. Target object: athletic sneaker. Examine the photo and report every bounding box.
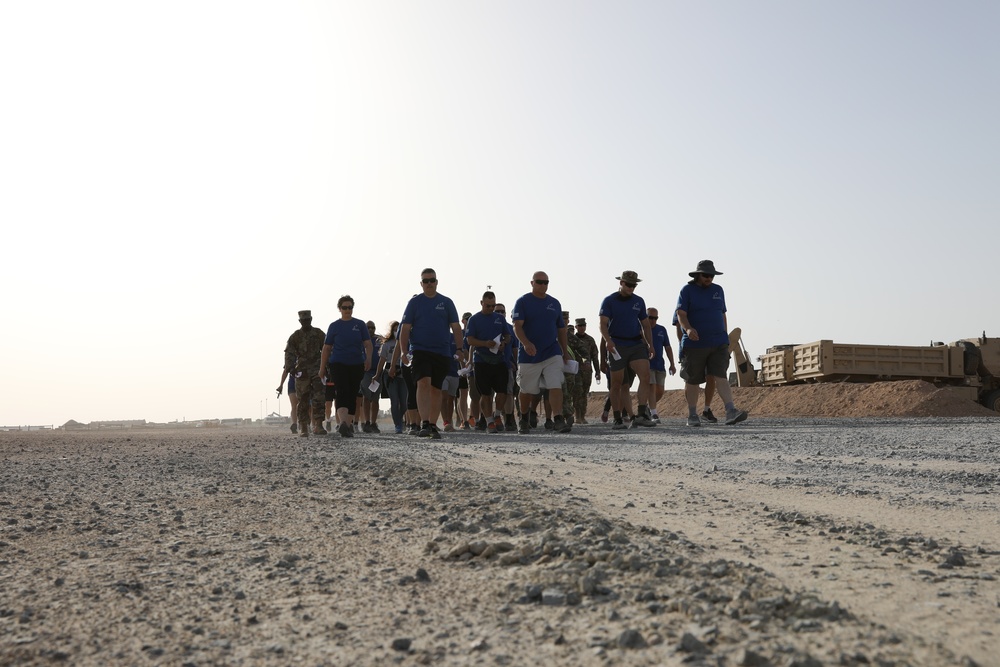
[650,413,660,424]
[701,407,719,423]
[487,420,497,434]
[494,417,505,433]
[371,423,381,434]
[361,422,372,433]
[443,422,456,433]
[724,409,748,425]
[687,415,701,427]
[612,418,628,430]
[544,418,554,430]
[529,411,539,428]
[505,415,517,431]
[338,422,353,438]
[408,423,420,436]
[429,425,442,440]
[394,426,403,434]
[461,421,470,431]
[553,416,571,433]
[632,414,656,427]
[600,410,609,423]
[518,416,531,434]
[475,416,488,432]
[417,424,433,438]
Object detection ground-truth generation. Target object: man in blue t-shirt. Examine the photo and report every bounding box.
[646,307,676,422]
[398,268,467,439]
[511,271,571,434]
[465,290,513,433]
[675,259,747,427]
[599,270,657,429]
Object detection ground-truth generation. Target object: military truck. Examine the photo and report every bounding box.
[756,332,1000,412]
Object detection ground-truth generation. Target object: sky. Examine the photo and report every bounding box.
[2,1,998,426]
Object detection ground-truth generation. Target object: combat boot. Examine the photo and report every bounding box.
[313,420,328,435]
[299,422,310,437]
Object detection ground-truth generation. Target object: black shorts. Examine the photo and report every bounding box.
[474,362,509,395]
[330,363,364,413]
[680,344,730,385]
[324,384,337,402]
[411,350,449,389]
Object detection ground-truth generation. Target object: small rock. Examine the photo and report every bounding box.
[390,638,412,652]
[617,629,647,649]
[679,632,708,654]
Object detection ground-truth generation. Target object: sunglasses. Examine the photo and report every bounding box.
[421,278,438,284]
[623,282,637,288]
[341,305,354,310]
[533,280,549,285]
[494,310,505,315]
[648,316,658,320]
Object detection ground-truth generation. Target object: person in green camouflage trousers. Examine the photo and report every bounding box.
[560,311,582,423]
[572,317,601,423]
[283,310,328,437]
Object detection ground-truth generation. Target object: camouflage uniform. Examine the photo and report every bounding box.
[572,318,601,422]
[561,312,584,421]
[284,310,327,436]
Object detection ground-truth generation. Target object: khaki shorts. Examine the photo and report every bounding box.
[517,355,564,394]
[649,369,667,385]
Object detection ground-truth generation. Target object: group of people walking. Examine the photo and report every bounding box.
[279,261,747,439]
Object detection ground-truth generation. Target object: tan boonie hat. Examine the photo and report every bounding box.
[616,270,641,283]
[575,318,587,326]
[298,310,312,319]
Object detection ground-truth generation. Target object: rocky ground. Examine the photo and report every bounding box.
[1,381,998,666]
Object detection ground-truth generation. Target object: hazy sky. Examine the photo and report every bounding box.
[2,1,998,426]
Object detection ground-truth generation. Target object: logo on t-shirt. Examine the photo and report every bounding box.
[546,304,555,312]
[436,302,445,310]
[632,303,641,312]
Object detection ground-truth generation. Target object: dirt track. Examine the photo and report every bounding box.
[2,398,998,666]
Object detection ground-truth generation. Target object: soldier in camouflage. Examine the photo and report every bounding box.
[560,311,581,424]
[571,317,601,423]
[283,310,328,437]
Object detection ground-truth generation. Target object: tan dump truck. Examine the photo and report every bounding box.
[756,333,1000,412]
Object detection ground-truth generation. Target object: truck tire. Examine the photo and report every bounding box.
[982,389,1000,413]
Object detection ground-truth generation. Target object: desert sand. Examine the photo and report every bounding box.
[1,381,997,666]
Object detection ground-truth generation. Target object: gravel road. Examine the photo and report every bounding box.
[1,419,998,666]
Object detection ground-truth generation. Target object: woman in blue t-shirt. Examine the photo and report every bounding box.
[319,295,373,438]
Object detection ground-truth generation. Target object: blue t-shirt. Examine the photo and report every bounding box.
[401,292,460,356]
[324,318,371,365]
[650,323,671,371]
[511,293,564,363]
[466,311,509,364]
[599,292,648,347]
[676,281,728,348]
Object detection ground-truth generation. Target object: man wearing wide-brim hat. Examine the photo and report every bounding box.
[599,270,657,429]
[674,260,748,426]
